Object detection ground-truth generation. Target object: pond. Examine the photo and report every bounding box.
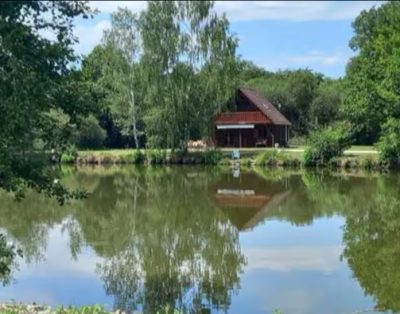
[0,166,400,314]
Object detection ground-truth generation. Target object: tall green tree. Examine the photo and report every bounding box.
[0,1,92,202]
[342,2,400,144]
[102,8,143,148]
[82,44,134,148]
[140,1,238,149]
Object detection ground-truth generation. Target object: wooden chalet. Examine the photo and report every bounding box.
[213,88,291,147]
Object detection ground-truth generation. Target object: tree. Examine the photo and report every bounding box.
[102,8,143,148]
[376,118,400,168]
[309,79,342,130]
[342,2,400,144]
[245,69,323,136]
[0,1,92,202]
[236,59,272,82]
[81,44,133,148]
[75,115,106,149]
[139,1,238,149]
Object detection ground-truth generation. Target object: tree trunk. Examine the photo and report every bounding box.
[130,89,139,149]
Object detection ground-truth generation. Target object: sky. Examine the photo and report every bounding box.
[72,1,383,78]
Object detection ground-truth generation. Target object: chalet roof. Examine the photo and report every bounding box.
[239,87,291,126]
[215,111,271,124]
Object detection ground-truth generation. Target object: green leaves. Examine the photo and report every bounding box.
[0,1,93,201]
[376,118,400,168]
[140,1,238,149]
[303,122,353,166]
[0,234,22,286]
[343,2,400,144]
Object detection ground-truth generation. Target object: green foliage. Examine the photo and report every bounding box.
[0,1,93,201]
[203,149,223,165]
[309,79,342,130]
[245,69,324,136]
[75,116,106,149]
[304,123,352,166]
[376,118,400,168]
[146,150,167,165]
[236,59,272,82]
[289,136,306,147]
[254,150,301,168]
[140,1,239,149]
[131,149,145,164]
[255,150,280,166]
[61,145,78,164]
[0,234,22,285]
[342,2,400,144]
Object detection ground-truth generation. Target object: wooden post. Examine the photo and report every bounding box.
[239,130,242,148]
[285,125,288,146]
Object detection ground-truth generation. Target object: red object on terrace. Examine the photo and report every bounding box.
[215,111,271,125]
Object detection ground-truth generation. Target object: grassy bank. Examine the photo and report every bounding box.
[59,146,385,171]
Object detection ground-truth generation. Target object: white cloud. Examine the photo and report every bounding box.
[244,245,343,273]
[215,1,382,22]
[286,50,350,66]
[87,1,382,22]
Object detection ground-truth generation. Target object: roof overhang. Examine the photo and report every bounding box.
[216,124,255,129]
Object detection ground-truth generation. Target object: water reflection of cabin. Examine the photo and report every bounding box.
[213,88,291,148]
[213,172,290,231]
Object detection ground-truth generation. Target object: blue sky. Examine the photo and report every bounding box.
[73,1,383,78]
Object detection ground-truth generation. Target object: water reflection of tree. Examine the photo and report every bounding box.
[3,166,400,313]
[342,175,400,312]
[277,171,400,313]
[95,167,246,313]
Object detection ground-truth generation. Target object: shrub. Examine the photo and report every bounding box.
[376,118,400,168]
[146,149,167,165]
[217,158,231,166]
[255,150,280,166]
[60,144,77,164]
[60,153,75,164]
[132,149,145,164]
[75,115,106,149]
[203,149,223,165]
[303,123,352,166]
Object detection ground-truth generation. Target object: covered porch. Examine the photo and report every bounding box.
[214,124,288,148]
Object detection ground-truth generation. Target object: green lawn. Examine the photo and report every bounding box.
[77,145,377,161]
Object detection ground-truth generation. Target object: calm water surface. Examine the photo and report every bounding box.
[1,166,400,314]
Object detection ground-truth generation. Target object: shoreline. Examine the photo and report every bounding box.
[58,148,389,171]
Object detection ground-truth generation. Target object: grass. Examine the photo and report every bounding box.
[65,146,383,170]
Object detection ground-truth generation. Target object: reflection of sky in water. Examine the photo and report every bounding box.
[0,218,379,313]
[1,226,113,309]
[233,218,377,314]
